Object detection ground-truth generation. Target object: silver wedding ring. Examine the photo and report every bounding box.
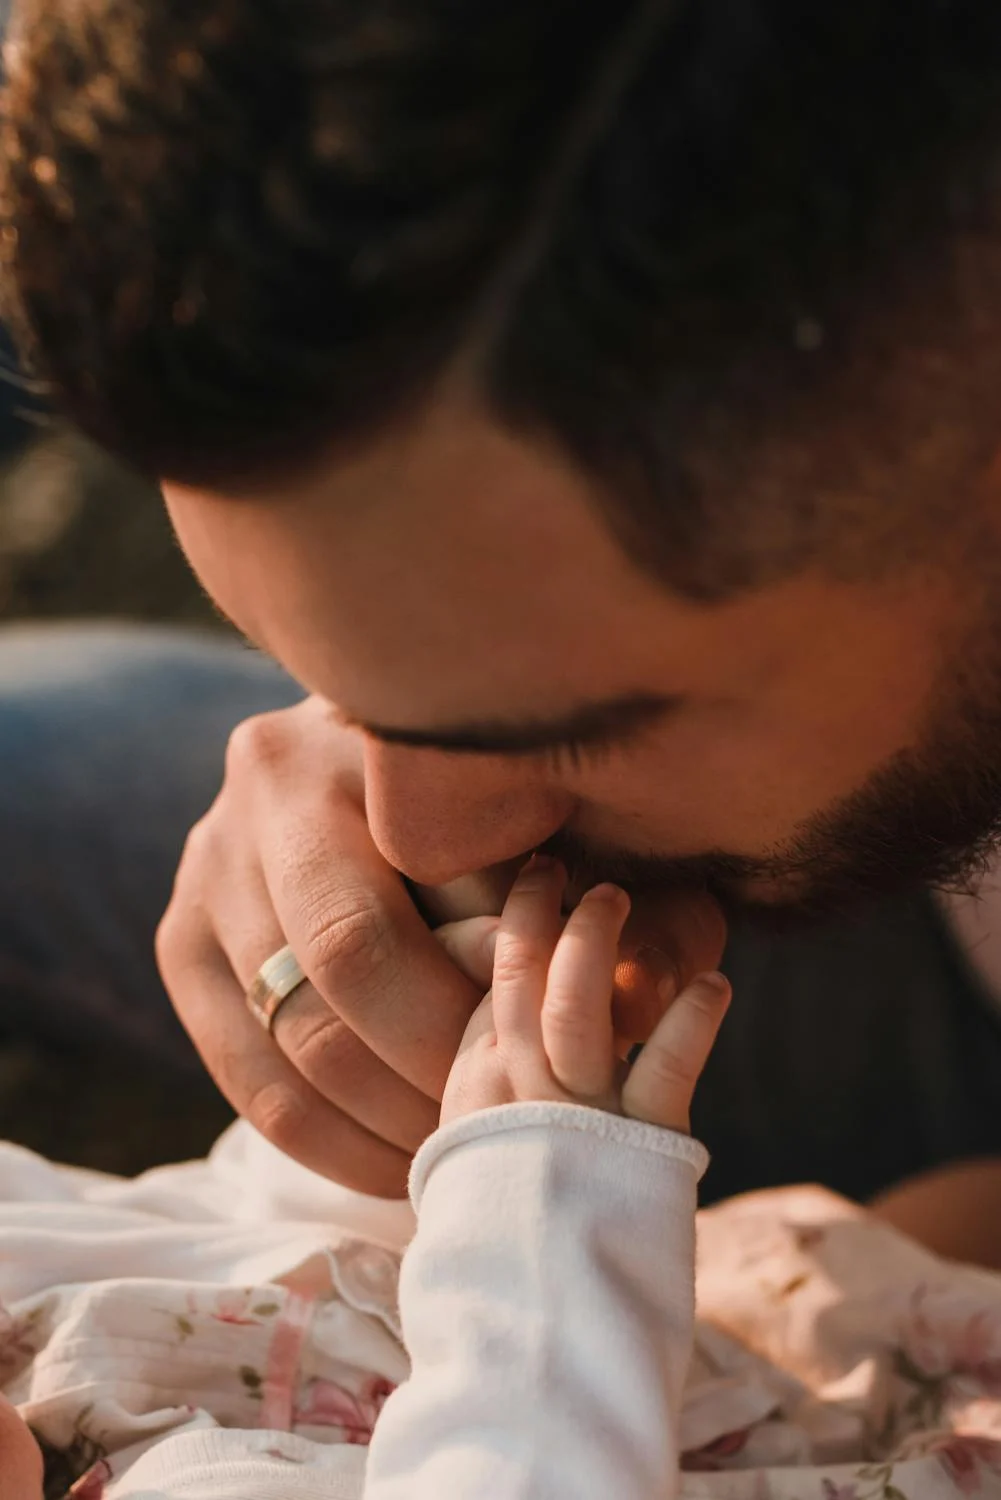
[246,944,308,1033]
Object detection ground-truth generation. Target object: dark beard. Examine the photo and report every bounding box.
[541,653,1001,928]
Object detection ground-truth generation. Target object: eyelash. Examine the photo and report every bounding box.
[537,734,623,776]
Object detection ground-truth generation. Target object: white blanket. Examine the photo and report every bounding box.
[3,1109,1001,1500]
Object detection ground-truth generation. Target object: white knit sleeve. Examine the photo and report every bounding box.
[363,1101,707,1500]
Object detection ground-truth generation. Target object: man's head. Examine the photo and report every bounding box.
[8,0,1001,917]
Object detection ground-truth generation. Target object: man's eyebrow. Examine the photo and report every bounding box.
[342,693,680,755]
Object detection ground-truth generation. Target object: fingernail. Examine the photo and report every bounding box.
[586,882,628,904]
[692,971,731,999]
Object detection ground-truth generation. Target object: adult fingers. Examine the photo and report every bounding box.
[156,916,411,1194]
[220,910,441,1154]
[268,982,440,1151]
[158,699,478,1191]
[253,783,485,1100]
[161,813,439,1156]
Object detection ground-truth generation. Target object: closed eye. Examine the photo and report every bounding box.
[336,691,680,762]
[533,723,650,776]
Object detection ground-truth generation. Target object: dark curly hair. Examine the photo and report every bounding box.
[5,0,1001,594]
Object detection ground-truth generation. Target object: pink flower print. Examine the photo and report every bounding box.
[293,1376,396,1445]
[211,1289,262,1327]
[943,1443,981,1495]
[681,1428,751,1472]
[931,1435,1001,1495]
[264,1446,305,1464]
[0,1303,39,1374]
[67,1459,112,1499]
[903,1288,1001,1392]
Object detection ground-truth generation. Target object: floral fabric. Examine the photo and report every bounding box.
[3,1127,1001,1498]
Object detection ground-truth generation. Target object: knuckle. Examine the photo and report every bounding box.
[638,1043,696,1095]
[241,1072,407,1196]
[153,904,179,979]
[492,939,547,992]
[155,824,215,983]
[280,1000,356,1080]
[224,711,290,782]
[301,887,396,999]
[154,892,203,993]
[542,991,592,1048]
[243,1077,316,1160]
[175,810,215,878]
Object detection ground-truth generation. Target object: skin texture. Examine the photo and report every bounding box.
[164,402,979,902]
[872,1161,1001,1270]
[153,397,1001,1201]
[0,1396,42,1500]
[440,857,731,1131]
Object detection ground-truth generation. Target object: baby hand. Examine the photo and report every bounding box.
[441,856,730,1132]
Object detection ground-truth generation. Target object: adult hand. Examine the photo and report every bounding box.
[157,696,726,1196]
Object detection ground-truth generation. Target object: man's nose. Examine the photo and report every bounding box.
[363,739,575,885]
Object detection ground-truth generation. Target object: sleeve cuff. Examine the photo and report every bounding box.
[410,1100,709,1211]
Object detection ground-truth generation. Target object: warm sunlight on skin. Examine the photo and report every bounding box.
[163,401,984,909]
[0,1394,43,1500]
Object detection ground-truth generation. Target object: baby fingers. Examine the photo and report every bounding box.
[622,972,730,1133]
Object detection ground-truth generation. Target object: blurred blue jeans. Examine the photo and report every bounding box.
[0,622,302,1069]
[3,619,1001,1205]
